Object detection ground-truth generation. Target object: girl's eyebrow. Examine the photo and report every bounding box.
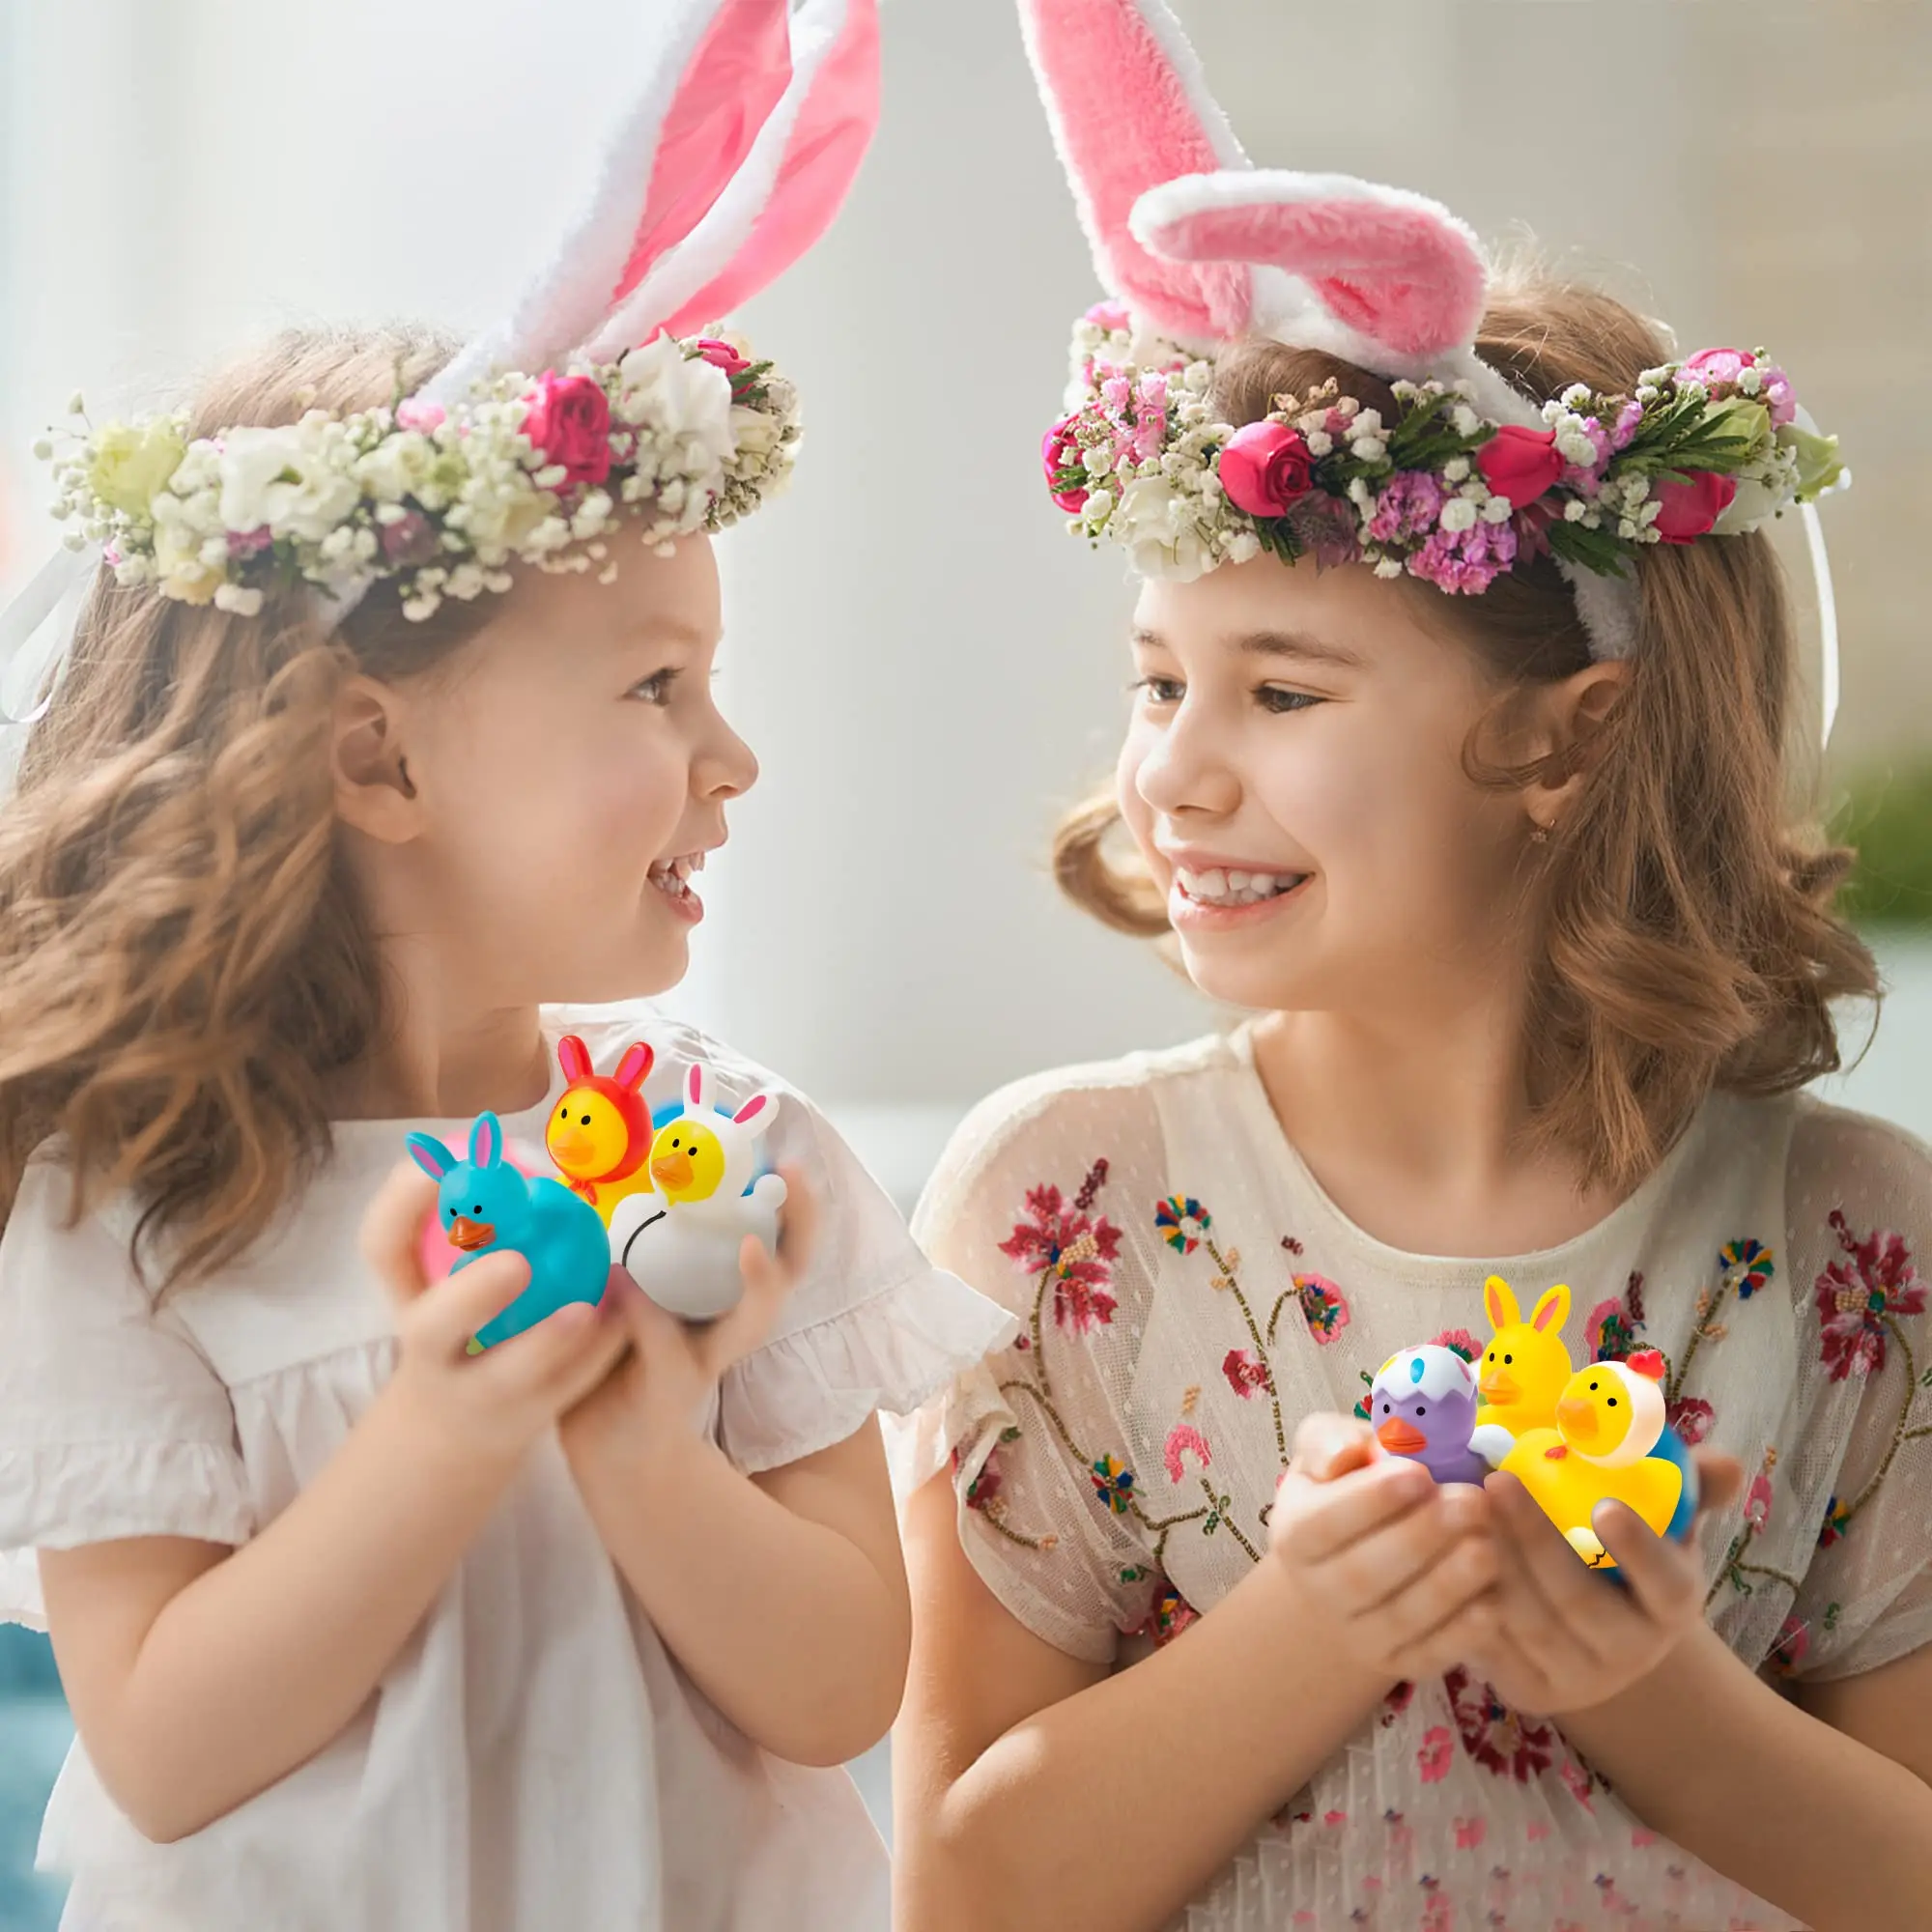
[1131,624,1363,669]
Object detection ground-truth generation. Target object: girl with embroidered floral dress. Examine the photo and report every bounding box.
[0,7,1009,1928]
[893,6,1932,1930]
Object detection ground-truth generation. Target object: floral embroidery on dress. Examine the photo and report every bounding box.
[1815,1210,1924,1380]
[1155,1195,1210,1254]
[1585,1271,1648,1363]
[1162,1423,1212,1483]
[1222,1347,1272,1397]
[1432,1326,1482,1363]
[1443,1667,1556,1782]
[1124,1576,1199,1648]
[1816,1494,1853,1547]
[1289,1270,1351,1343]
[1417,1725,1454,1782]
[1711,1447,1800,1605]
[1001,1162,1122,1333]
[1719,1237,1775,1298]
[1089,1454,1137,1514]
[987,1162,1268,1564]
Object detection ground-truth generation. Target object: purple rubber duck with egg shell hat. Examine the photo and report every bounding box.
[1369,1344,1490,1486]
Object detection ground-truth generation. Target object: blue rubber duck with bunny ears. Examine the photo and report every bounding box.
[406,1112,611,1351]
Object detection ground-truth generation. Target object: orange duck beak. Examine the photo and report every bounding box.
[650,1149,695,1191]
[1478,1370,1520,1406]
[447,1216,495,1253]
[1555,1394,1601,1445]
[1377,1417,1430,1455]
[550,1126,596,1170]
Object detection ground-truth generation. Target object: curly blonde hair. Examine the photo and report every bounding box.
[0,326,502,1289]
[1053,270,1877,1192]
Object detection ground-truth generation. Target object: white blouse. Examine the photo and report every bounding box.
[897,1026,1932,1932]
[0,1003,1014,1932]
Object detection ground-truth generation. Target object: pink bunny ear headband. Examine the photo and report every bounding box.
[0,0,879,721]
[1025,0,1849,736]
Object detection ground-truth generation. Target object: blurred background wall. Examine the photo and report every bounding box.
[2,2,1929,1921]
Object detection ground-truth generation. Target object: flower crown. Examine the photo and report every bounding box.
[1044,309,1844,597]
[40,335,799,623]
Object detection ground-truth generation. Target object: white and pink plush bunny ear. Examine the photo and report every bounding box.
[1016,0,1255,346]
[419,0,878,410]
[588,0,880,355]
[1127,171,1537,427]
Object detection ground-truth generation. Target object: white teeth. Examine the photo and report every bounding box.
[1175,866,1305,908]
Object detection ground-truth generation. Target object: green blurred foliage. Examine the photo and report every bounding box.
[1835,761,1932,929]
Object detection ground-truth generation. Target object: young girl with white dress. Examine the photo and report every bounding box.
[0,5,1008,1926]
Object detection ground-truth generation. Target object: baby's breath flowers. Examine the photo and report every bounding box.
[41,334,801,622]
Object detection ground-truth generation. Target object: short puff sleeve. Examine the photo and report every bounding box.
[651,1027,1015,1476]
[0,1154,254,1630]
[895,1071,1171,1665]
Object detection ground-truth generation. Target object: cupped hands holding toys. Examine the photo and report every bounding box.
[1281,1401,1744,1720]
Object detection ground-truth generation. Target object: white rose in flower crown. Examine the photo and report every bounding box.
[1115,474,1212,582]
[354,432,435,505]
[217,425,359,543]
[616,338,736,469]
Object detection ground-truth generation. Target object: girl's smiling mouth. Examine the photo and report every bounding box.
[647,848,709,923]
[1160,849,1313,927]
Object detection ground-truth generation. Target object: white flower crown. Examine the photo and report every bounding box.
[40,334,799,624]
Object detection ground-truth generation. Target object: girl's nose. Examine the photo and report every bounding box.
[1135,706,1240,819]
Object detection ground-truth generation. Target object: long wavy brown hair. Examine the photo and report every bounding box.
[0,327,503,1289]
[1054,269,1877,1192]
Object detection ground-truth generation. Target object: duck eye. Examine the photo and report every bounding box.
[1589,1381,1599,1390]
[581,1114,591,1125]
[1503,1353,1514,1365]
[1416,1406,1426,1417]
[1608,1397,1618,1406]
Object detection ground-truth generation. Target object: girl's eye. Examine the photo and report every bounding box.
[1257,685,1321,715]
[628,668,680,705]
[1132,675,1185,706]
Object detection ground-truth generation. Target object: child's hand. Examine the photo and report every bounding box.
[1463,1448,1745,1718]
[1267,1411,1499,1685]
[559,1166,819,1473]
[361,1161,631,1465]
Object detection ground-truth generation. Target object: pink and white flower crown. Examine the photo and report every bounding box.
[43,337,799,622]
[3,0,878,680]
[1018,0,1848,678]
[1045,311,1843,602]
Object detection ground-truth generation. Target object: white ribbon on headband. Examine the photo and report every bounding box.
[0,542,99,729]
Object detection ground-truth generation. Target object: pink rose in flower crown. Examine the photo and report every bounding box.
[1218,422,1313,519]
[1086,299,1133,334]
[1475,424,1565,508]
[1042,415,1090,513]
[696,338,751,379]
[520,371,612,489]
[1679,348,1797,427]
[1652,469,1738,544]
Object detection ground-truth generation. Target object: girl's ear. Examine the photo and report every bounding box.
[1520,659,1630,833]
[557,1035,593,1084]
[469,1112,503,1170]
[406,1133,455,1181]
[331,675,421,845]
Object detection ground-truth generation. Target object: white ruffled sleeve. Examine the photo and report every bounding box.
[710,1071,1016,1476]
[0,1154,254,1630]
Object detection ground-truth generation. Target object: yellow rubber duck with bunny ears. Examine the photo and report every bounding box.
[1473,1275,1574,1437]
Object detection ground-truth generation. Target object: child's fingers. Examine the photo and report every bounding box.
[476,1293,629,1403]
[1331,1482,1497,1618]
[692,1229,795,1380]
[1362,1532,1500,1659]
[414,1249,535,1357]
[1592,1500,1701,1630]
[1288,1411,1380,1482]
[770,1167,820,1276]
[1488,1474,1615,1656]
[360,1161,440,1306]
[1273,1454,1435,1568]
[1689,1449,1745,1522]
